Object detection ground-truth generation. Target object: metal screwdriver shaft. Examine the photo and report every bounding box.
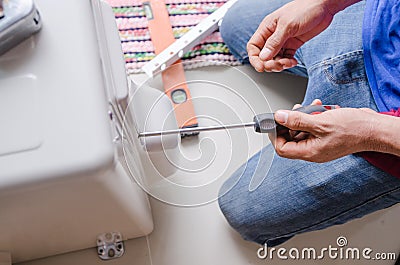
[138,121,256,138]
[137,105,339,138]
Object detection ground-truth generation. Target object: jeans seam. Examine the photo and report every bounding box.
[256,183,400,244]
[323,68,365,84]
[307,50,364,74]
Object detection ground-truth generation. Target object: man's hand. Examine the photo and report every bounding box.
[270,107,381,163]
[247,0,343,72]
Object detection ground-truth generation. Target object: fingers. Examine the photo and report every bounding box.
[247,18,276,72]
[263,57,298,72]
[273,135,316,160]
[293,104,302,110]
[247,15,297,72]
[291,131,310,141]
[292,99,321,110]
[287,99,322,139]
[259,22,289,61]
[249,55,265,72]
[311,99,322,105]
[248,39,266,72]
[249,56,298,72]
[275,110,318,132]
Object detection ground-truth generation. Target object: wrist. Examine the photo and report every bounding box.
[366,113,400,156]
[322,0,361,15]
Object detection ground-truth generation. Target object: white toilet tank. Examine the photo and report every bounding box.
[0,0,153,262]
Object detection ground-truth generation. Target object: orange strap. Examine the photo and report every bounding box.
[143,0,198,131]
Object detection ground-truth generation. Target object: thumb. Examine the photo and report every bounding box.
[259,23,289,61]
[275,110,316,132]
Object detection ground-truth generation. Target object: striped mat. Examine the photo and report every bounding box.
[105,0,240,74]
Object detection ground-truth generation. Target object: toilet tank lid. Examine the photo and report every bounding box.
[0,0,116,189]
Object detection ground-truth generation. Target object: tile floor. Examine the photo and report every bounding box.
[18,65,400,265]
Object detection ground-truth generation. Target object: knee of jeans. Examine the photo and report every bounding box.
[220,2,250,63]
[218,171,283,245]
[218,185,252,241]
[219,6,239,44]
[218,186,283,245]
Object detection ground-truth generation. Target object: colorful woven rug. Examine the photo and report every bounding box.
[105,0,240,74]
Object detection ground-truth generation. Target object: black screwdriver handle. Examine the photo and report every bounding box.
[293,104,338,114]
[254,105,339,134]
[276,105,338,135]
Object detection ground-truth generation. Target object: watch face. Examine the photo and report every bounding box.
[171,89,187,104]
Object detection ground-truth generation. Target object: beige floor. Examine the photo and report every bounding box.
[18,65,400,265]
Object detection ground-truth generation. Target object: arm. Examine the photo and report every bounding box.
[368,113,400,157]
[247,0,361,72]
[270,108,400,163]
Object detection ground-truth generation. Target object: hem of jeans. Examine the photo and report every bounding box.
[254,180,400,245]
[283,63,308,78]
[238,54,249,64]
[307,49,364,74]
[235,56,309,74]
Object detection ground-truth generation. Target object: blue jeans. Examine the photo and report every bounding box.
[218,0,400,246]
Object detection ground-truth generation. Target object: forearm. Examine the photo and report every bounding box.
[322,0,362,14]
[368,114,400,156]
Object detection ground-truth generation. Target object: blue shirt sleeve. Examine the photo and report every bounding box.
[363,0,400,112]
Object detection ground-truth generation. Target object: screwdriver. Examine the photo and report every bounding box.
[138,105,338,138]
